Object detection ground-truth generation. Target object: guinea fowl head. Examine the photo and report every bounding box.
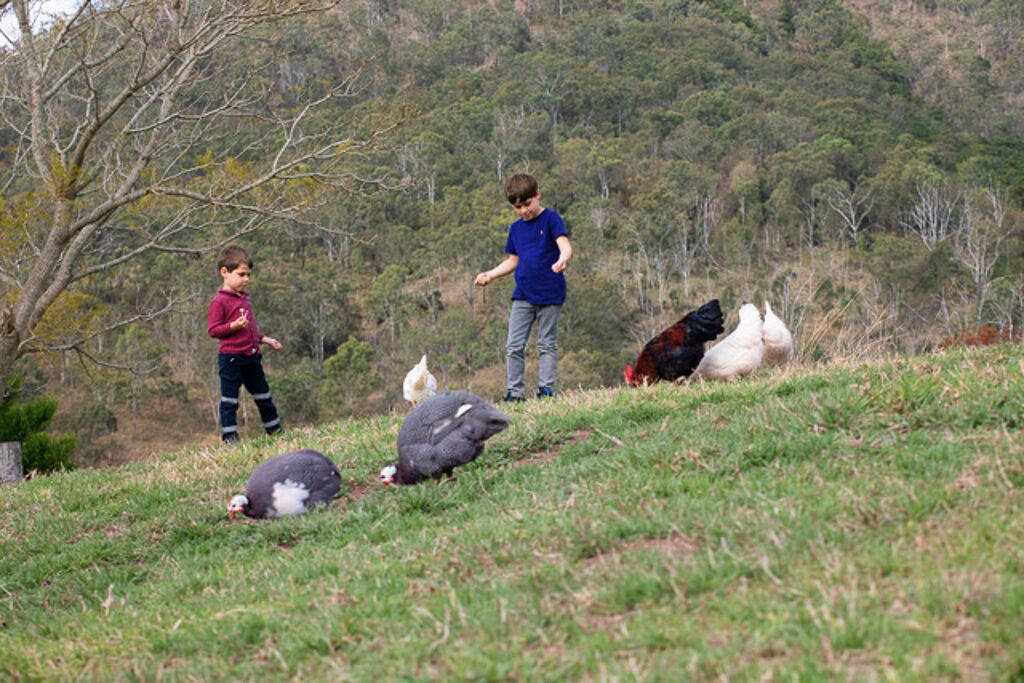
[379,464,398,486]
[227,494,249,520]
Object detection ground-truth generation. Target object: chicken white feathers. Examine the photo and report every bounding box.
[762,301,794,366]
[403,354,438,405]
[695,303,764,380]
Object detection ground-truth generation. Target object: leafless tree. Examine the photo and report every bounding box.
[623,218,671,344]
[694,193,720,267]
[953,187,1012,317]
[900,182,963,250]
[0,0,393,390]
[670,217,697,300]
[827,183,875,247]
[482,105,543,182]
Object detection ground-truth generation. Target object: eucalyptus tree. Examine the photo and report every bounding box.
[0,0,391,390]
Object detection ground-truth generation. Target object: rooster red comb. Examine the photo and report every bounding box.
[623,364,636,386]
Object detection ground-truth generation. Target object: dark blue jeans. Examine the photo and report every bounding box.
[218,353,281,440]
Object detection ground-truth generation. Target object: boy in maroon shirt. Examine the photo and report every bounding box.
[207,245,283,442]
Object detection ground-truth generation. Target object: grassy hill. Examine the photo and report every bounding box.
[2,345,1023,680]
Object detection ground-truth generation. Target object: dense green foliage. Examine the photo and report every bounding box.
[1,346,1022,678]
[0,377,75,474]
[3,0,1022,461]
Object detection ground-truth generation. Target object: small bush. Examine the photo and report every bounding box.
[0,376,76,474]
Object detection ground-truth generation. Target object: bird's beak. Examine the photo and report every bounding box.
[381,477,394,486]
[228,509,237,520]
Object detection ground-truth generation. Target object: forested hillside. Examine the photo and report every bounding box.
[2,0,1021,465]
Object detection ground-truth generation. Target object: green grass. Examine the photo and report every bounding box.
[2,345,1023,680]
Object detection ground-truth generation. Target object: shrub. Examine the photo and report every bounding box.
[0,376,76,474]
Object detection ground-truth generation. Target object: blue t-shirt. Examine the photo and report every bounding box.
[504,208,569,305]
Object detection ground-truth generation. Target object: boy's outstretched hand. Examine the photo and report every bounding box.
[474,272,491,286]
[551,257,569,273]
[263,337,283,351]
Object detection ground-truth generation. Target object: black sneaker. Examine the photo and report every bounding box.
[501,392,526,403]
[536,387,555,399]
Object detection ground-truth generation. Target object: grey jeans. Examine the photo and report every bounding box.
[506,300,562,397]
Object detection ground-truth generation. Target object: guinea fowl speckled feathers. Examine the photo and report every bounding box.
[228,449,342,519]
[381,391,510,485]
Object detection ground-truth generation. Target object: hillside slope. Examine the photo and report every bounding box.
[8,0,1020,468]
[2,346,1023,679]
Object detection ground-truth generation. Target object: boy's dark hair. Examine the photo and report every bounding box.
[217,245,253,272]
[504,173,539,205]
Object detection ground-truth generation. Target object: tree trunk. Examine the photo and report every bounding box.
[0,442,23,484]
[0,330,20,394]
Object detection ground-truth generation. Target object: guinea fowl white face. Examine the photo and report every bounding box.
[379,465,397,486]
[227,494,248,520]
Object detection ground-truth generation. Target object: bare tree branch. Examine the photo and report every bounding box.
[0,0,392,386]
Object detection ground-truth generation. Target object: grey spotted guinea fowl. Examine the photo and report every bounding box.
[228,449,342,519]
[380,391,511,485]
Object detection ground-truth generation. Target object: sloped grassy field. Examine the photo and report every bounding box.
[1,346,1023,680]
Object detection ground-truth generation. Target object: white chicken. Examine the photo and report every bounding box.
[695,303,764,380]
[762,301,794,366]
[403,354,438,406]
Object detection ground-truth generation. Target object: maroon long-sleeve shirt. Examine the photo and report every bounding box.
[208,289,264,355]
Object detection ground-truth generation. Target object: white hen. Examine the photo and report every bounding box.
[403,354,438,405]
[695,303,764,380]
[762,301,794,365]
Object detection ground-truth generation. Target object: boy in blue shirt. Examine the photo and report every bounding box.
[475,174,573,401]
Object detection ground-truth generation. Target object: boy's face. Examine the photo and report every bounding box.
[220,264,251,293]
[510,192,542,221]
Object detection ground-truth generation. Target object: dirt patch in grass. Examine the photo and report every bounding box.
[104,524,130,538]
[335,481,376,508]
[587,534,698,568]
[515,430,591,466]
[582,534,699,572]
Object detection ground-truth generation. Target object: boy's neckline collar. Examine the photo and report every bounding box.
[219,287,248,297]
[522,207,545,221]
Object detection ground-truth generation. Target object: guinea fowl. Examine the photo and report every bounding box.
[695,303,764,380]
[380,391,510,485]
[228,449,342,519]
[762,301,794,366]
[403,354,438,406]
[623,299,725,386]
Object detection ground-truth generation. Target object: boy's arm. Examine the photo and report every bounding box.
[474,254,519,286]
[551,235,572,273]
[208,300,234,338]
[208,300,250,338]
[248,308,282,350]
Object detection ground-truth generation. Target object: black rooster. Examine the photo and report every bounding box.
[624,299,725,386]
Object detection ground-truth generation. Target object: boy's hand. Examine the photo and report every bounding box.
[474,272,491,286]
[264,337,282,351]
[551,257,569,273]
[230,308,249,330]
